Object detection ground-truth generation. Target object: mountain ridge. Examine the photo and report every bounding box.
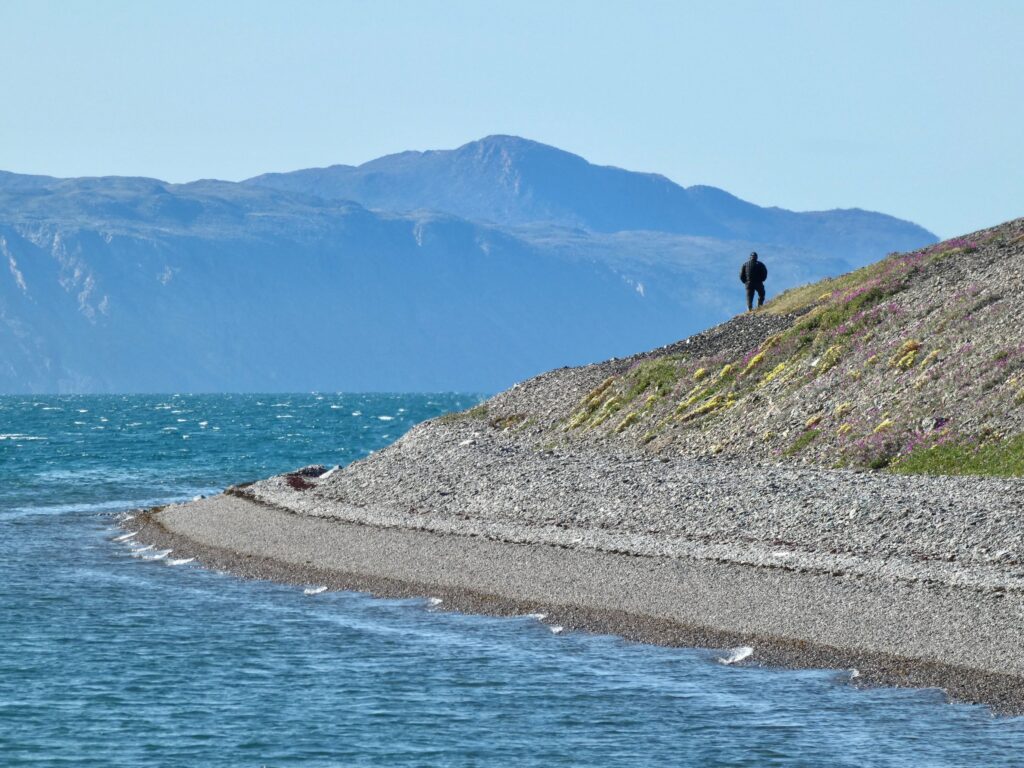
[0,136,939,393]
[244,135,937,254]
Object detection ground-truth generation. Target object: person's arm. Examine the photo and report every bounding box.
[740,264,747,283]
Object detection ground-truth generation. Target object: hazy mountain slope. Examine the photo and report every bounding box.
[1,192,783,393]
[245,135,936,258]
[0,137,938,394]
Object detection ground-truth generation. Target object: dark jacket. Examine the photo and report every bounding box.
[740,257,767,285]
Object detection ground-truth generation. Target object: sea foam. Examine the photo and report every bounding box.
[718,646,754,665]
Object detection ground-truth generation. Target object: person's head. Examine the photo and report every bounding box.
[750,251,758,261]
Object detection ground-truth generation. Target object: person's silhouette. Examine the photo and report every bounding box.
[739,251,767,311]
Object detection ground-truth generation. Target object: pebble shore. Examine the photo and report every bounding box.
[133,413,1024,712]
[131,290,1024,713]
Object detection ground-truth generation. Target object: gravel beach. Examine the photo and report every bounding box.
[133,414,1024,712]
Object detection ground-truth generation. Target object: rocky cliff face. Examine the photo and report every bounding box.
[477,218,1024,474]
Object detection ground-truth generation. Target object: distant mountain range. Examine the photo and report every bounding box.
[0,136,936,393]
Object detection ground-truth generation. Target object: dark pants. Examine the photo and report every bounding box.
[745,282,765,310]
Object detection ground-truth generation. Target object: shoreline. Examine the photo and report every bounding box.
[129,492,1024,714]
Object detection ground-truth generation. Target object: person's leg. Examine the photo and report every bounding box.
[745,285,755,311]
[756,284,765,307]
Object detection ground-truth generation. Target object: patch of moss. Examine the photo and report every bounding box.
[614,411,640,433]
[438,403,489,423]
[742,352,765,376]
[760,362,787,386]
[891,435,1024,477]
[590,397,623,427]
[785,429,820,456]
[873,418,894,434]
[816,344,844,375]
[676,382,720,413]
[890,340,921,370]
[566,377,619,429]
[583,377,616,408]
[918,349,940,369]
[490,413,528,430]
[623,359,682,402]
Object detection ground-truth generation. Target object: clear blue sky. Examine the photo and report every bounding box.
[1,0,1020,237]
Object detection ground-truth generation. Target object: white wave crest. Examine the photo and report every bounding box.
[525,613,547,621]
[167,557,195,566]
[427,597,443,606]
[146,549,173,561]
[549,625,564,634]
[718,646,754,665]
[304,586,328,595]
[114,531,137,541]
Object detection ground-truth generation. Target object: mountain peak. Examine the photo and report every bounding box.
[242,137,936,249]
[456,134,569,157]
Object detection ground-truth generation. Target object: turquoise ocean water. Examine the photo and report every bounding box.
[1,394,1022,766]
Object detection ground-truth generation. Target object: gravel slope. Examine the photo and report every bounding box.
[247,420,1024,591]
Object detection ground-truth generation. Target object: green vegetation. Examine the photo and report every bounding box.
[765,257,901,316]
[785,429,820,456]
[816,344,844,375]
[891,436,1024,477]
[614,412,640,433]
[490,413,529,430]
[890,339,921,370]
[589,396,623,428]
[438,403,489,423]
[623,358,683,402]
[764,237,977,318]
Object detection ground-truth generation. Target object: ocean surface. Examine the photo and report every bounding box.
[1,394,1022,767]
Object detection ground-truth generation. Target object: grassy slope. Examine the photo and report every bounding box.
[553,218,1024,476]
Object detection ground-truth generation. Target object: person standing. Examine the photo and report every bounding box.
[739,251,768,311]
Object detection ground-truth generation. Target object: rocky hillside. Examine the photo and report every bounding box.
[474,217,1024,475]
